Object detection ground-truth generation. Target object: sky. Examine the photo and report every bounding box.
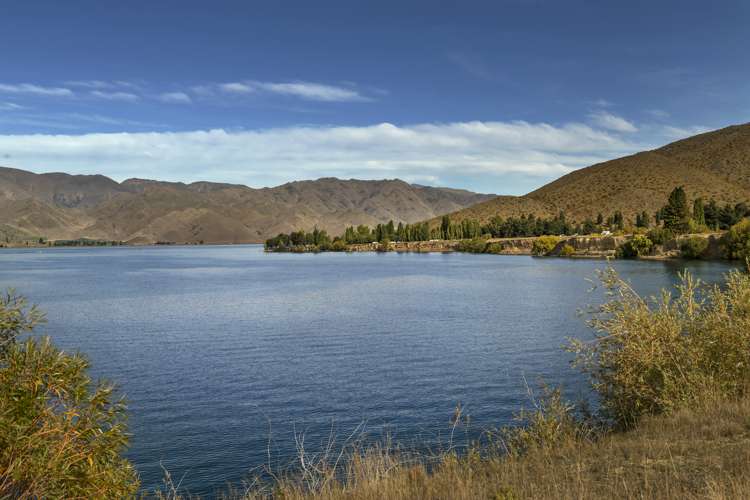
[0,0,748,194]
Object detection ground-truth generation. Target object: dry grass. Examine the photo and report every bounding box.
[153,395,750,500]
[153,267,750,500]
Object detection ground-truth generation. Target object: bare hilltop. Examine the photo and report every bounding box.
[0,170,493,244]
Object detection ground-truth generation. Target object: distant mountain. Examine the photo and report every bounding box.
[0,168,494,244]
[434,123,750,226]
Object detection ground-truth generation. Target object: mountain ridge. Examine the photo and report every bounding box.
[0,168,493,244]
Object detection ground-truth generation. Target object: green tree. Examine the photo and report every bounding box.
[662,186,689,232]
[692,198,705,226]
[441,215,451,240]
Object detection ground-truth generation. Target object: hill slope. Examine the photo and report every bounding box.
[440,123,750,225]
[0,168,493,244]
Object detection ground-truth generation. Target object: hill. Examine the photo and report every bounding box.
[0,168,493,244]
[437,123,750,226]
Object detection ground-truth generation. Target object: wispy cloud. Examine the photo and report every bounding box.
[588,111,638,133]
[0,83,73,97]
[645,109,670,119]
[256,81,368,102]
[0,102,25,111]
[590,98,615,108]
[90,90,140,102]
[446,51,494,80]
[65,80,117,89]
[219,82,254,94]
[158,92,192,104]
[213,80,371,102]
[0,112,167,130]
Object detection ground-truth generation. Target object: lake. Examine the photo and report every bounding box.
[0,245,738,495]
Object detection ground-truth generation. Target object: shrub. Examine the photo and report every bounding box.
[723,218,750,260]
[616,234,652,258]
[560,244,575,257]
[569,267,750,428]
[647,227,675,245]
[485,242,504,254]
[456,238,488,254]
[330,239,348,252]
[496,386,595,457]
[377,238,391,252]
[0,292,139,498]
[531,236,559,256]
[680,236,709,259]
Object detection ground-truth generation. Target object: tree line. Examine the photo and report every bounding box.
[265,186,750,251]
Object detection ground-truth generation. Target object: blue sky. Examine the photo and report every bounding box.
[0,0,747,194]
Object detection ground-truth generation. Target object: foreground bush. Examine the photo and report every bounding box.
[0,291,138,498]
[569,267,750,428]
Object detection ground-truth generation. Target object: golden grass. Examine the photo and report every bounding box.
[153,395,750,500]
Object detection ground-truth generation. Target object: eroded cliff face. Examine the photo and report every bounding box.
[318,233,729,260]
[548,236,624,257]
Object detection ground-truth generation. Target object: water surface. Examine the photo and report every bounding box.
[0,245,737,495]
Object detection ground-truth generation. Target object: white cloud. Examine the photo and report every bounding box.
[0,102,25,111]
[158,92,192,104]
[255,81,368,102]
[219,82,254,94]
[658,125,711,141]
[0,120,642,193]
[591,98,615,108]
[0,83,73,97]
[588,111,638,133]
[213,80,370,102]
[65,80,116,89]
[90,90,140,102]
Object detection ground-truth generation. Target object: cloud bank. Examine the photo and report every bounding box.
[0,120,653,194]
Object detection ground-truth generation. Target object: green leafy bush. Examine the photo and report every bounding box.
[484,242,504,254]
[723,218,750,260]
[531,236,560,256]
[616,234,652,258]
[680,236,709,259]
[560,244,575,257]
[647,227,675,245]
[0,292,139,498]
[569,268,750,428]
[456,238,488,254]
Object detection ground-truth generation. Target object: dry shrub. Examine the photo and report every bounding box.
[569,266,750,428]
[0,291,139,499]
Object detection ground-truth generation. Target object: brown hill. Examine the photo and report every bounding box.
[436,123,750,226]
[0,168,493,244]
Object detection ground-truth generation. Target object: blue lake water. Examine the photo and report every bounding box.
[0,245,738,495]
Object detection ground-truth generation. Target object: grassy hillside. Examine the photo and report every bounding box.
[439,123,750,226]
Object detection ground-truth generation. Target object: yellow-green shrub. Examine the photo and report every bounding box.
[569,268,750,428]
[0,292,139,498]
[531,236,560,256]
[723,218,750,260]
[560,244,575,257]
